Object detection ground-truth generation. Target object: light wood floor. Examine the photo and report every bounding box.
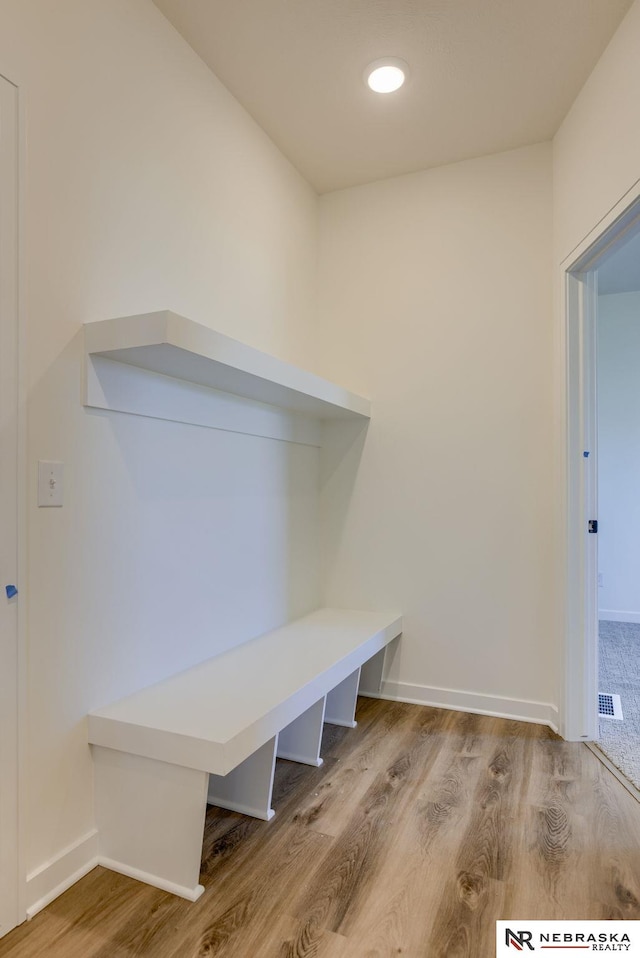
[3,699,640,958]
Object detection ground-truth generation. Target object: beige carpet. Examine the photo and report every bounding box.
[598,620,640,790]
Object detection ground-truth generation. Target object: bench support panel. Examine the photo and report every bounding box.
[358,647,387,696]
[277,697,326,766]
[325,668,361,728]
[208,736,277,820]
[92,745,207,901]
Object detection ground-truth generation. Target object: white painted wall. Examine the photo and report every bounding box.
[0,0,320,909]
[597,292,640,622]
[6,0,638,917]
[552,0,640,737]
[318,144,556,723]
[554,0,640,263]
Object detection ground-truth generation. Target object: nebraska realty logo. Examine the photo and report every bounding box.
[496,922,640,955]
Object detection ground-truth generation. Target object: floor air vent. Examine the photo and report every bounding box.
[598,692,623,720]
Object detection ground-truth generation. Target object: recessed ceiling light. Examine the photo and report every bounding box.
[365,58,409,94]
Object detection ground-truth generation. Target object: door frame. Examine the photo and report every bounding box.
[0,69,27,936]
[562,183,640,741]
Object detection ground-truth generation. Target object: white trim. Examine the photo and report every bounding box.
[25,831,99,920]
[96,858,204,903]
[205,798,275,821]
[27,826,215,919]
[0,70,25,939]
[563,268,599,742]
[585,743,640,804]
[560,176,640,270]
[561,187,640,742]
[15,73,28,930]
[361,682,559,732]
[276,750,324,766]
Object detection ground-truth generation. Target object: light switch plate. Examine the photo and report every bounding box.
[38,460,64,507]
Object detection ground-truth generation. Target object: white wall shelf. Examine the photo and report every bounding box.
[83,312,371,438]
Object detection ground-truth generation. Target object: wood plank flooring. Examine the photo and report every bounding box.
[3,699,640,958]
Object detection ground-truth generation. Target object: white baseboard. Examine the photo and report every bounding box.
[277,750,324,767]
[362,681,559,733]
[26,829,99,919]
[207,797,276,821]
[26,828,208,916]
[97,858,204,902]
[599,609,640,624]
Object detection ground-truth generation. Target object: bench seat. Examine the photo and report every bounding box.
[88,608,402,901]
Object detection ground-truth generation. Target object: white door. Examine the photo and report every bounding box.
[0,72,21,937]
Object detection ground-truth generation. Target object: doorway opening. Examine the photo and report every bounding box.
[565,190,640,796]
[594,226,640,791]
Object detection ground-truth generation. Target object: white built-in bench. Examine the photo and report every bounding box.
[88,608,402,902]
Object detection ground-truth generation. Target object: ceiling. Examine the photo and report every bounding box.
[152,0,633,194]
